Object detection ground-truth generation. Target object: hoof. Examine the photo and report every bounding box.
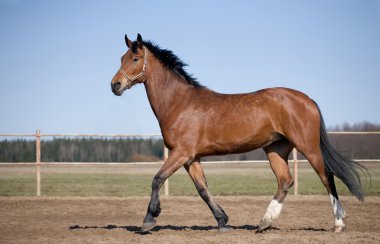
[256,219,272,233]
[141,219,157,233]
[218,226,232,233]
[333,225,346,233]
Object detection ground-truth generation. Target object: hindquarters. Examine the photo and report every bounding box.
[282,95,368,201]
[282,93,368,200]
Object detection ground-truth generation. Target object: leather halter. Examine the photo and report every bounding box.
[118,47,147,87]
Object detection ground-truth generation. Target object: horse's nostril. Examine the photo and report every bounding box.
[113,81,121,90]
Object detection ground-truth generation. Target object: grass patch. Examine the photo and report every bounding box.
[0,164,379,197]
[0,173,36,196]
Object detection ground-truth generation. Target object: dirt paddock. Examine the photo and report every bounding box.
[1,195,379,243]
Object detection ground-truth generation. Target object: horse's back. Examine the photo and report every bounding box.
[187,87,320,156]
[204,87,318,130]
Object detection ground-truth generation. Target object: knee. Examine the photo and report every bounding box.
[152,175,164,190]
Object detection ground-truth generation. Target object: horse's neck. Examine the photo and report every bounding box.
[144,66,194,123]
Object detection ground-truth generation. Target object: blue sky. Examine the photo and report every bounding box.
[0,0,379,134]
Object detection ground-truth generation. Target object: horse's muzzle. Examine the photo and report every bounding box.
[111,81,123,96]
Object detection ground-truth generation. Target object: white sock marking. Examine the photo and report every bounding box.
[263,199,283,221]
[329,194,338,215]
[335,217,345,227]
[329,194,346,227]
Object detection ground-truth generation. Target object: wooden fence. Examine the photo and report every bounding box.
[1,130,379,197]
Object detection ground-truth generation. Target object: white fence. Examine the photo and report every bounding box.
[1,130,379,197]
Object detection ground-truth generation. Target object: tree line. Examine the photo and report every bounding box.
[1,121,379,162]
[0,138,163,162]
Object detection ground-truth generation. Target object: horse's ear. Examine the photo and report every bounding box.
[137,33,143,48]
[125,34,132,48]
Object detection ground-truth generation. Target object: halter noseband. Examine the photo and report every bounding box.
[118,47,147,87]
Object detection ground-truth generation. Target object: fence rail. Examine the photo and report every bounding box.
[1,130,379,197]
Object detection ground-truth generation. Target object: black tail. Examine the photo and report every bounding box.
[314,102,369,201]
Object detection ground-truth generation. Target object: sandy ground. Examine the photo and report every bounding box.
[0,195,379,243]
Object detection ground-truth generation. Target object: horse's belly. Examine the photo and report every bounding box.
[198,125,282,156]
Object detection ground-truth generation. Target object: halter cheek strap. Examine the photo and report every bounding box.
[119,47,147,86]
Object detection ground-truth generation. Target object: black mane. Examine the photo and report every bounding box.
[132,40,204,88]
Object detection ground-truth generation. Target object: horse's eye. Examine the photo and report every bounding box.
[133,57,139,62]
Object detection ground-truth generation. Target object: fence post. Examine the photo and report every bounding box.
[36,130,41,197]
[163,145,169,196]
[292,148,298,195]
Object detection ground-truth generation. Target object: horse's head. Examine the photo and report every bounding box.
[111,33,147,96]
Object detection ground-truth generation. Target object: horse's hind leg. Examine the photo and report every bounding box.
[301,147,346,232]
[328,173,346,232]
[185,159,230,232]
[257,139,294,233]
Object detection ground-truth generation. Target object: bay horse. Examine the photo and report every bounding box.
[110,34,367,233]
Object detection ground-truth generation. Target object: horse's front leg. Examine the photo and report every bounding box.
[141,150,192,232]
[185,159,230,232]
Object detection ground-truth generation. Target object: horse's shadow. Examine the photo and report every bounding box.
[69,224,262,234]
[291,227,328,232]
[69,224,329,234]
